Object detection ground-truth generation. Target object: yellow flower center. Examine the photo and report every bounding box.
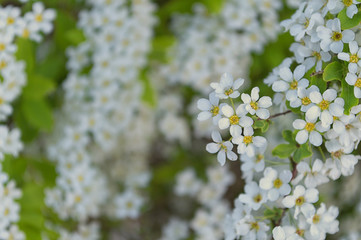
[350,54,359,63]
[4,208,9,216]
[250,222,260,231]
[0,43,5,51]
[296,229,305,237]
[319,100,330,110]
[229,115,239,125]
[75,195,82,203]
[331,32,343,41]
[343,0,353,7]
[305,122,316,132]
[253,194,263,203]
[256,154,264,163]
[312,214,321,224]
[211,106,219,116]
[355,78,361,88]
[312,51,321,61]
[0,97,4,105]
[35,14,43,22]
[7,17,14,25]
[22,28,30,38]
[126,201,134,209]
[0,60,7,69]
[302,97,311,105]
[273,178,283,189]
[250,101,258,110]
[331,150,343,159]
[290,80,298,90]
[295,196,305,206]
[304,19,310,28]
[243,136,253,145]
[225,88,234,96]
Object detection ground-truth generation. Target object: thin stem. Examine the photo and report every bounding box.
[265,160,289,166]
[229,98,236,111]
[268,110,292,120]
[318,146,326,161]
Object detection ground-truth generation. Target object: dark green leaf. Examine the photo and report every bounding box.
[323,61,344,82]
[293,143,312,163]
[282,130,295,144]
[341,79,359,114]
[22,99,54,131]
[338,8,361,30]
[272,144,297,159]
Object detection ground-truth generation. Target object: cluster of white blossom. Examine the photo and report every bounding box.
[155,0,283,145]
[45,0,156,237]
[198,0,361,239]
[0,2,55,239]
[160,165,235,240]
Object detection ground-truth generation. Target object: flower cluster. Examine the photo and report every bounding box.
[45,0,156,236]
[160,165,235,240]
[0,2,55,239]
[155,0,283,145]
[198,0,361,239]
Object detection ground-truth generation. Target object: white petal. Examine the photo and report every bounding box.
[241,93,251,104]
[251,87,260,101]
[256,109,270,119]
[282,196,295,208]
[293,119,306,130]
[337,52,350,61]
[221,105,234,117]
[217,151,226,166]
[258,96,272,108]
[342,29,355,43]
[279,67,293,82]
[198,112,212,121]
[211,131,222,143]
[206,143,220,154]
[272,81,289,92]
[309,131,322,146]
[296,130,308,144]
[306,106,320,121]
[218,118,230,129]
[272,227,286,240]
[197,98,212,111]
[330,41,343,53]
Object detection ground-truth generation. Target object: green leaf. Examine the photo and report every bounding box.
[263,207,283,220]
[15,38,36,74]
[254,120,269,133]
[293,143,312,163]
[282,130,296,144]
[22,99,54,131]
[201,0,224,13]
[65,28,86,46]
[23,75,55,99]
[272,144,297,159]
[323,61,344,82]
[311,73,327,92]
[341,80,359,114]
[338,8,361,30]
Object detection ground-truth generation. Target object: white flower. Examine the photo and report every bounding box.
[345,72,361,98]
[290,85,318,111]
[206,131,237,166]
[272,65,309,102]
[232,127,267,158]
[337,41,361,74]
[293,159,329,188]
[317,18,355,53]
[302,203,339,239]
[241,87,272,119]
[272,226,303,240]
[259,167,292,201]
[235,215,269,240]
[282,185,319,219]
[197,92,223,124]
[210,73,244,99]
[306,89,344,127]
[292,118,328,146]
[218,104,253,137]
[174,168,202,197]
[328,0,359,18]
[238,181,267,211]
